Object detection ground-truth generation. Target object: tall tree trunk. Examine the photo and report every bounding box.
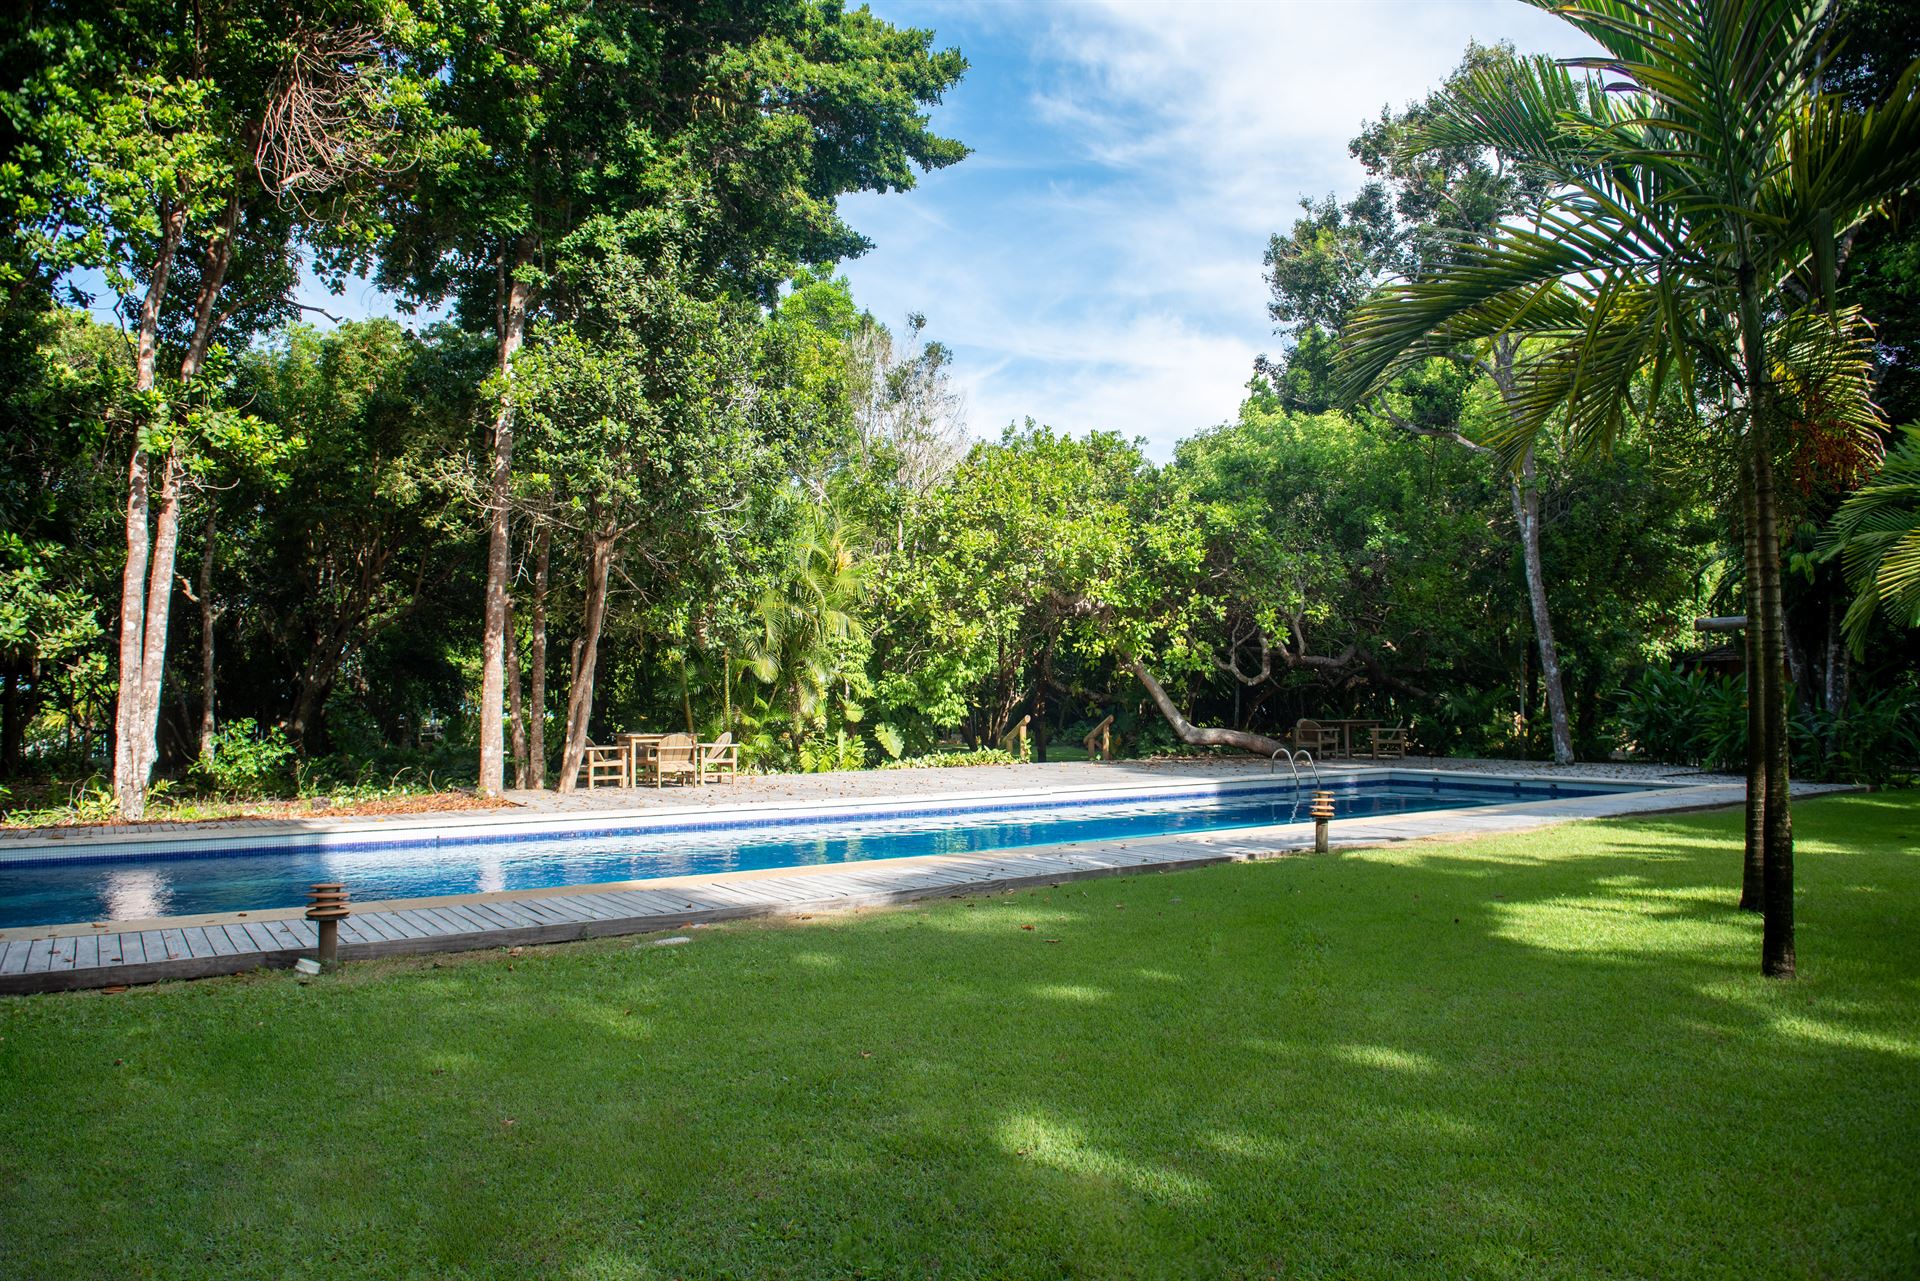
[557,522,615,793]
[1822,593,1850,755]
[506,595,528,788]
[1753,451,1796,978]
[1,667,21,776]
[680,658,695,735]
[194,511,216,760]
[1497,349,1574,765]
[478,237,536,797]
[1131,657,1289,757]
[1738,451,1767,913]
[528,521,550,789]
[111,197,188,819]
[1741,269,1795,978]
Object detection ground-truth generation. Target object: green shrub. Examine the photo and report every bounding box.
[879,746,1018,770]
[189,719,296,796]
[798,728,867,773]
[1618,667,1917,784]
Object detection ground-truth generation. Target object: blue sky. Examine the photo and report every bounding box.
[220,0,1591,460]
[832,0,1592,458]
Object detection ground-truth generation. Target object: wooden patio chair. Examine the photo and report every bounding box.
[1368,724,1410,760]
[577,742,631,790]
[697,731,739,785]
[647,732,699,788]
[1292,718,1341,758]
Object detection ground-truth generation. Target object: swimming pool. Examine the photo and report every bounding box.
[0,774,1641,929]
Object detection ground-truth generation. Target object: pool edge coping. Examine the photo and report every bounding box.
[0,775,1854,986]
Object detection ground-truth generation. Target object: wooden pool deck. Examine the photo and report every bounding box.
[0,770,1823,996]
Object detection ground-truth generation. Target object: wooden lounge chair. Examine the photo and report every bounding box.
[648,732,699,787]
[697,731,739,784]
[1369,724,1410,759]
[1292,718,1341,758]
[577,742,631,790]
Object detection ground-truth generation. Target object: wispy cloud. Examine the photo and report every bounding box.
[842,0,1590,458]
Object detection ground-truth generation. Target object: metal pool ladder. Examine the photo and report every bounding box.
[1270,747,1319,786]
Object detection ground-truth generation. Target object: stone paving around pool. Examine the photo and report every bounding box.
[0,760,1849,995]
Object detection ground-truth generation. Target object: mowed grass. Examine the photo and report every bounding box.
[2,795,1917,1280]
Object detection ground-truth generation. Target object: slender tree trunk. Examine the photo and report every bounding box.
[1753,451,1796,977]
[557,522,615,793]
[478,238,536,797]
[1131,657,1289,757]
[1505,434,1573,763]
[1738,451,1767,913]
[1,668,21,776]
[1741,269,1795,977]
[1823,594,1850,753]
[528,521,550,789]
[680,658,695,735]
[506,595,528,789]
[195,512,216,760]
[111,197,187,819]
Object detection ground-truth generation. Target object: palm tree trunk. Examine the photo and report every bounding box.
[1753,448,1797,978]
[1738,451,1766,913]
[1740,270,1795,977]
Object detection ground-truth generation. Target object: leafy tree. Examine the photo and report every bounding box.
[1341,0,1920,976]
[229,320,489,749]
[1266,41,1581,763]
[373,0,967,796]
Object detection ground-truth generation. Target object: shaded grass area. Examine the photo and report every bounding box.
[2,795,1916,1279]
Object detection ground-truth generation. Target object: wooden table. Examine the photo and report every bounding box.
[1315,719,1382,758]
[616,732,668,780]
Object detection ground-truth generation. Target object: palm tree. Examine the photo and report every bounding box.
[745,507,871,750]
[1820,425,1920,652]
[1340,0,1920,977]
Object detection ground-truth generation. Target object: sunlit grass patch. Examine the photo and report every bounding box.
[0,793,1914,1279]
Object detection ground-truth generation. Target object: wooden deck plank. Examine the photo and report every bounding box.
[199,925,239,957]
[435,904,495,934]
[179,927,220,960]
[239,921,281,953]
[262,920,306,951]
[71,934,100,969]
[0,941,28,975]
[411,908,471,936]
[107,932,141,966]
[45,937,79,970]
[24,938,55,973]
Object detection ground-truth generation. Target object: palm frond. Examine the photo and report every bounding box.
[1818,426,1920,653]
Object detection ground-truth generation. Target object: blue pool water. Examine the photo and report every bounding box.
[0,776,1637,928]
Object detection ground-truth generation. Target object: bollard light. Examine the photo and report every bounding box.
[305,882,351,971]
[1310,791,1335,853]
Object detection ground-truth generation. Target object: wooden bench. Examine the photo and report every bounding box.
[698,732,739,784]
[577,743,631,789]
[1368,725,1410,759]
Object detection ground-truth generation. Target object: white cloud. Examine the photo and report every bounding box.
[842,0,1593,459]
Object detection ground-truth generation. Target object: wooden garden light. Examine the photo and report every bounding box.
[305,882,350,971]
[1311,791,1335,854]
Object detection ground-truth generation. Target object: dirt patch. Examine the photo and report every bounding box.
[1,791,515,833]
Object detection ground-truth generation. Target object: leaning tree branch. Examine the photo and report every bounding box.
[1130,656,1290,758]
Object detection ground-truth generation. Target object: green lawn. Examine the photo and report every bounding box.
[2,795,1916,1280]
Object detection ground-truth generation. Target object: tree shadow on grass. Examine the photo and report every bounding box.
[2,796,1917,1279]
